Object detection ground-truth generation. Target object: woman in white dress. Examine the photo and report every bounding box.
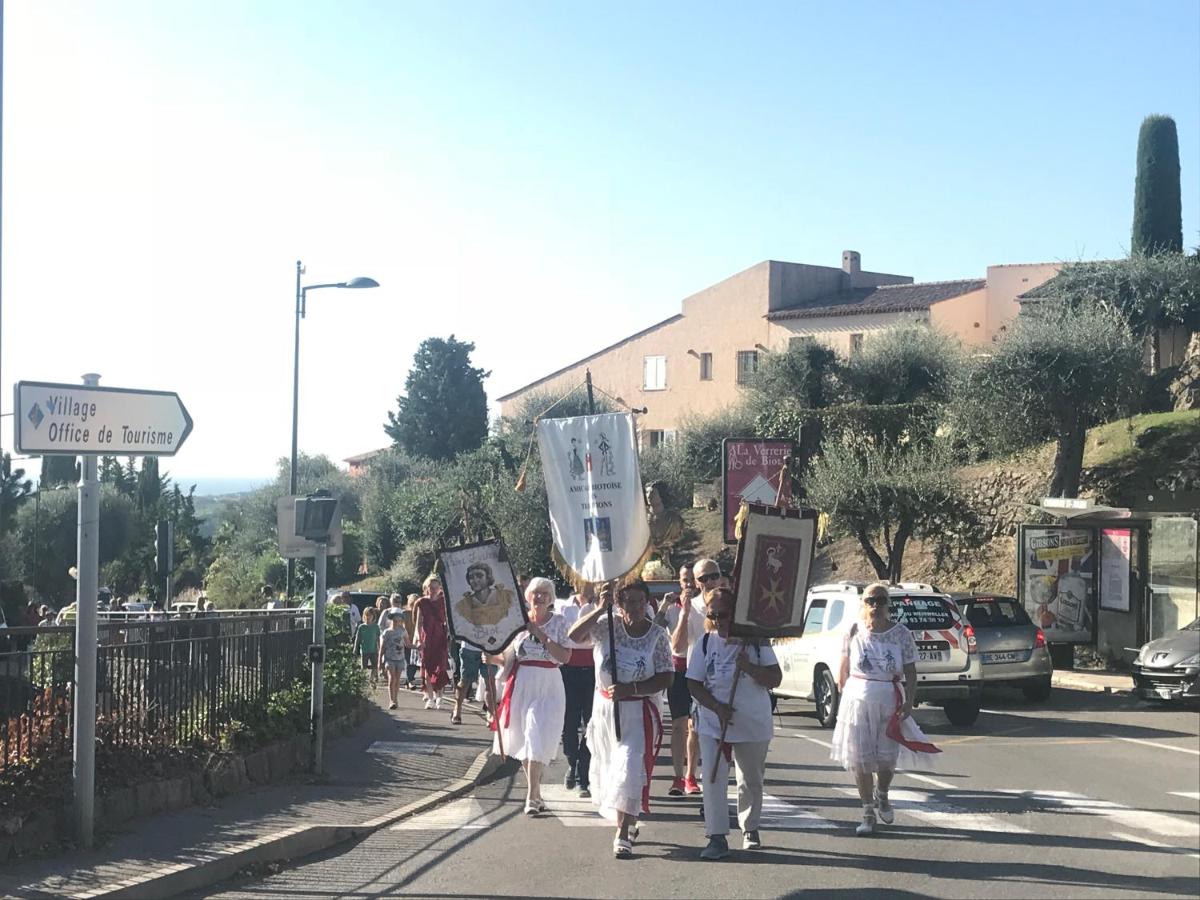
[490,577,571,815]
[831,582,940,836]
[567,579,673,859]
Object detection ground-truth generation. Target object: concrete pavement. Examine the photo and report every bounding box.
[200,686,1200,899]
[0,684,501,900]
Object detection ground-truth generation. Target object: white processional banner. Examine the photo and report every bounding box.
[537,413,651,585]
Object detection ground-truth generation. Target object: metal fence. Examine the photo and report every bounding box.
[0,611,313,772]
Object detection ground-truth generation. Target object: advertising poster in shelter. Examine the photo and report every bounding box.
[437,540,528,653]
[721,439,795,544]
[730,505,817,639]
[538,412,650,584]
[1018,525,1096,643]
[1099,528,1132,612]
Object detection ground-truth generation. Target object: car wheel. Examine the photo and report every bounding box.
[944,698,981,727]
[1022,675,1052,703]
[814,666,839,728]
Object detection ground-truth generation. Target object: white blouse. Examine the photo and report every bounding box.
[588,615,672,691]
[511,614,569,665]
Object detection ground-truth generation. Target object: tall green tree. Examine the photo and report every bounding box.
[385,335,489,461]
[1,453,33,535]
[955,302,1144,498]
[1132,115,1183,256]
[39,455,80,488]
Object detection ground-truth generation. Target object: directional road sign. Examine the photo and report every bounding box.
[14,380,193,456]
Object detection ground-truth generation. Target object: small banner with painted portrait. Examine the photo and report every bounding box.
[537,412,651,587]
[437,539,529,654]
[729,504,818,639]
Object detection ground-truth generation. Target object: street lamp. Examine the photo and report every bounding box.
[286,261,379,600]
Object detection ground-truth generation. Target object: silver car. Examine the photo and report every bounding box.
[1131,618,1200,702]
[953,594,1053,702]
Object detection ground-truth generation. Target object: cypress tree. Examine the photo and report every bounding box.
[1131,115,1183,256]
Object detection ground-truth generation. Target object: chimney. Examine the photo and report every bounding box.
[842,250,862,288]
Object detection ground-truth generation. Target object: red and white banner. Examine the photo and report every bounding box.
[721,439,794,544]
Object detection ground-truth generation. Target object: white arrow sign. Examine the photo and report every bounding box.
[14,381,194,456]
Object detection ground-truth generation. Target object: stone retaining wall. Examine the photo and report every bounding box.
[0,700,369,862]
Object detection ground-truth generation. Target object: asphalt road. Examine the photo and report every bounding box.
[202,687,1200,899]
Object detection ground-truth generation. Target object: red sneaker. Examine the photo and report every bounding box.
[684,775,701,795]
[667,777,686,797]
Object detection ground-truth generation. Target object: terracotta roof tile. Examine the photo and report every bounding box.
[766,278,986,321]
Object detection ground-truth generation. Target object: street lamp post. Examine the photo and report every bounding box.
[286,261,378,601]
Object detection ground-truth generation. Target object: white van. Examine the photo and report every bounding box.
[773,582,984,727]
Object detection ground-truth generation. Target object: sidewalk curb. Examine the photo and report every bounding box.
[1051,671,1134,695]
[70,748,505,900]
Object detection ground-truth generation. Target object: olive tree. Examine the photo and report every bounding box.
[955,301,1143,498]
[805,440,980,582]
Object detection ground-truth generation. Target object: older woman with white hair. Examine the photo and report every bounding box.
[490,576,571,815]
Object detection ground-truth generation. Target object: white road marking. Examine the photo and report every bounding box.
[391,797,492,830]
[368,741,440,755]
[1169,791,1200,801]
[1117,737,1200,757]
[1001,790,1199,840]
[538,784,610,827]
[837,787,1031,833]
[794,735,833,749]
[1111,831,1200,859]
[904,773,959,790]
[728,789,840,830]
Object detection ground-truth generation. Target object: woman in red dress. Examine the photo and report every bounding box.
[413,575,451,710]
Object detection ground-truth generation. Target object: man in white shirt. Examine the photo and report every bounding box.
[656,562,708,795]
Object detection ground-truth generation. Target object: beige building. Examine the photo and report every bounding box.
[497,251,1059,442]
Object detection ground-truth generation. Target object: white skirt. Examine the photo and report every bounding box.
[586,694,663,821]
[830,678,938,774]
[494,665,566,764]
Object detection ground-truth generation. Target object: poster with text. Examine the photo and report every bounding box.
[1099,528,1132,612]
[721,438,795,544]
[1018,526,1096,643]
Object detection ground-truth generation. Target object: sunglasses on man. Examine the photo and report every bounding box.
[705,610,731,621]
[697,572,721,583]
[864,595,890,607]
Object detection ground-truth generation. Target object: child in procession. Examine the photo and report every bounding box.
[378,607,409,710]
[354,607,382,689]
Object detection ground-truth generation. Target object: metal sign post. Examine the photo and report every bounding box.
[72,373,101,848]
[311,543,328,774]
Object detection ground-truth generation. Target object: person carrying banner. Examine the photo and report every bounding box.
[489,577,571,814]
[654,562,706,797]
[557,583,597,797]
[687,587,782,860]
[568,579,673,859]
[831,581,940,836]
[413,575,451,710]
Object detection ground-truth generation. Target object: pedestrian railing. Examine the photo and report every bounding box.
[0,611,314,772]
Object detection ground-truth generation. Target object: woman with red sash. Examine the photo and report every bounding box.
[413,575,451,710]
[568,579,673,859]
[490,577,571,815]
[831,582,941,836]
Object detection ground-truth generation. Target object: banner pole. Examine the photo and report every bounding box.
[485,670,504,757]
[709,642,750,783]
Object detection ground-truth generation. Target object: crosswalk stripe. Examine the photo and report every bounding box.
[731,789,840,830]
[999,790,1199,840]
[538,784,610,826]
[391,797,493,830]
[903,773,958,790]
[1168,791,1200,801]
[1111,831,1200,859]
[836,787,1031,833]
[1116,737,1200,757]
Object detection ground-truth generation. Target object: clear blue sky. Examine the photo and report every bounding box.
[4,0,1197,482]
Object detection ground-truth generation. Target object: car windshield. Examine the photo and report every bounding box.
[964,598,1031,628]
[890,595,956,630]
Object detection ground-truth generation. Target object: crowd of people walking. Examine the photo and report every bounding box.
[357,566,937,859]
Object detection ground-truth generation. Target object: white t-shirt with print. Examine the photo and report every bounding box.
[556,600,595,650]
[843,622,918,679]
[663,595,706,655]
[588,615,672,691]
[687,633,777,744]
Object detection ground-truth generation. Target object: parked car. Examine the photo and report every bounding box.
[773,581,984,728]
[952,594,1053,701]
[1131,617,1200,702]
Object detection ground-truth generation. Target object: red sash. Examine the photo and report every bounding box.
[601,688,664,814]
[567,648,593,668]
[852,674,941,754]
[491,660,557,731]
[672,654,688,673]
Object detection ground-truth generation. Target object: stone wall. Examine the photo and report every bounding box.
[0,701,369,862]
[959,466,1047,540]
